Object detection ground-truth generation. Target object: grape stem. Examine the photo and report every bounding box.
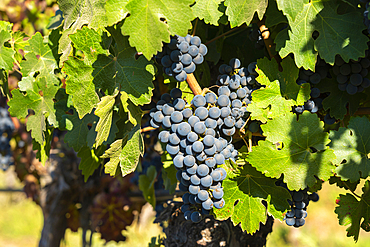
[141,126,157,133]
[192,19,198,36]
[186,73,203,95]
[205,27,243,46]
[354,107,370,115]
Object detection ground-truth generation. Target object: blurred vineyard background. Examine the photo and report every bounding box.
[1,0,370,246]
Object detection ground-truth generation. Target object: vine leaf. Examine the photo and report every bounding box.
[105,0,194,60]
[192,0,224,26]
[94,92,118,147]
[161,153,177,194]
[8,76,59,144]
[335,181,370,241]
[224,0,268,28]
[32,127,53,165]
[248,57,310,123]
[63,111,98,152]
[214,160,291,234]
[276,0,308,22]
[275,1,367,71]
[0,30,15,71]
[58,0,108,64]
[329,175,360,192]
[77,145,105,182]
[139,165,157,208]
[21,32,59,77]
[316,78,366,120]
[247,112,336,190]
[329,116,370,182]
[101,124,144,177]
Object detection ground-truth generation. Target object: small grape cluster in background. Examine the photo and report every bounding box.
[149,88,240,222]
[155,34,208,82]
[249,28,265,50]
[332,54,370,95]
[217,58,262,133]
[0,107,14,171]
[276,181,319,228]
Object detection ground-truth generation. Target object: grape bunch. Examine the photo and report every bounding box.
[0,107,14,171]
[217,58,262,133]
[149,88,239,222]
[276,181,319,228]
[332,55,370,95]
[155,34,208,82]
[249,28,265,50]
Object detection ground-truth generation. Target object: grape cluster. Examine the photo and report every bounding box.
[0,107,14,171]
[277,181,319,228]
[150,88,240,222]
[332,55,370,95]
[155,35,208,82]
[217,58,262,133]
[249,28,265,50]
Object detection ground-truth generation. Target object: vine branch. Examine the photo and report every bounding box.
[205,28,242,46]
[186,73,203,95]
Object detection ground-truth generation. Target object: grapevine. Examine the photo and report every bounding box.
[1,0,370,246]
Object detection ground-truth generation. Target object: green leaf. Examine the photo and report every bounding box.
[139,165,157,208]
[248,57,310,123]
[224,0,268,28]
[192,0,224,26]
[214,161,291,234]
[0,30,15,71]
[120,92,143,126]
[329,117,370,182]
[46,9,64,30]
[105,0,194,60]
[316,78,366,120]
[265,0,288,27]
[21,32,59,77]
[58,0,108,64]
[101,124,144,177]
[247,111,336,190]
[32,127,53,165]
[77,146,105,182]
[94,92,118,147]
[329,175,360,192]
[11,31,28,64]
[63,111,98,152]
[335,181,370,241]
[276,0,308,22]
[8,76,59,144]
[275,1,368,71]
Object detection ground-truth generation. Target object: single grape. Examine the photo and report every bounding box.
[346,83,358,95]
[324,113,336,125]
[216,167,227,180]
[162,116,171,129]
[205,157,216,168]
[189,185,200,195]
[192,141,204,153]
[203,135,215,147]
[192,95,206,107]
[164,67,173,76]
[171,62,183,73]
[187,131,198,143]
[174,70,187,82]
[217,95,231,107]
[173,98,186,111]
[193,53,204,65]
[213,198,225,209]
[293,191,304,201]
[196,151,207,162]
[309,73,321,84]
[218,86,231,96]
[220,107,231,118]
[166,144,179,155]
[162,104,174,116]
[176,170,182,181]
[190,211,202,223]
[184,211,192,220]
[294,208,305,218]
[295,201,306,209]
[177,122,191,136]
[194,122,206,134]
[204,145,216,156]
[232,99,242,108]
[286,210,295,217]
[197,164,210,177]
[173,154,184,169]
[219,74,230,85]
[178,41,190,53]
[212,188,224,200]
[211,170,221,182]
[340,64,351,75]
[229,79,240,90]
[161,55,172,67]
[338,83,347,91]
[295,218,305,227]
[170,88,182,99]
[224,116,236,128]
[181,204,190,213]
[150,119,160,128]
[285,217,295,226]
[182,193,190,204]
[194,107,208,120]
[183,62,196,73]
[199,44,208,56]
[205,128,216,137]
[209,107,221,119]
[180,139,188,149]
[184,155,196,167]
[200,175,213,187]
[248,62,258,76]
[362,78,370,88]
[158,130,170,143]
[202,198,213,210]
[190,36,201,46]
[361,58,370,68]
[350,73,363,86]
[237,88,247,98]
[229,92,237,100]
[169,133,180,145]
[170,50,182,62]
[198,190,209,201]
[186,163,198,175]
[161,93,172,102]
[182,108,193,118]
[229,58,241,69]
[190,174,201,185]
[351,63,362,74]
[308,192,319,202]
[185,146,194,156]
[171,111,183,123]
[181,177,190,186]
[188,45,199,57]
[310,87,321,98]
[214,153,225,165]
